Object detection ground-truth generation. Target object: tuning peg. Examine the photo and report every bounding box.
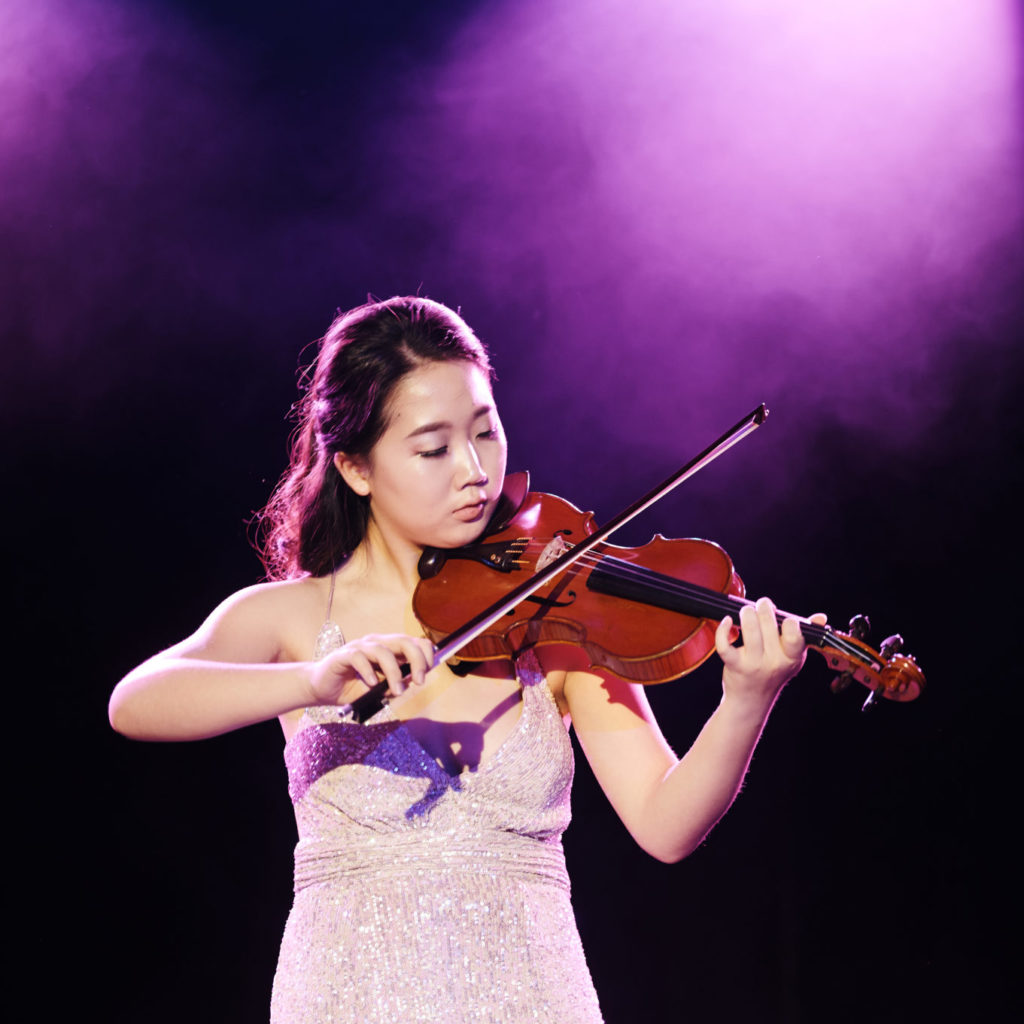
[879,633,904,660]
[830,670,854,694]
[847,614,871,641]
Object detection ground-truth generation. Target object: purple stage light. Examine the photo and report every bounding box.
[2,0,1020,517]
[351,0,1024,519]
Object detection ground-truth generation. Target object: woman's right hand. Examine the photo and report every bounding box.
[310,634,437,706]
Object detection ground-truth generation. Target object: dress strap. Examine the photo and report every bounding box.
[313,570,345,659]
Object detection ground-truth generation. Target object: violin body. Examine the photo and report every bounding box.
[413,475,925,705]
[414,486,745,684]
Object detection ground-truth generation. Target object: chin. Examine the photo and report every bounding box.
[427,522,489,551]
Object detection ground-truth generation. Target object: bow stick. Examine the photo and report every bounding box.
[341,404,769,723]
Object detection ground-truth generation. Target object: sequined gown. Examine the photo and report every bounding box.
[270,653,604,1023]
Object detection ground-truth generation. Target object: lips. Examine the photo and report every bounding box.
[452,501,488,523]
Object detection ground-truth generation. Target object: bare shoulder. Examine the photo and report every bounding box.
[161,575,333,665]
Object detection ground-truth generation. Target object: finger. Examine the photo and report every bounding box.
[344,651,381,693]
[739,602,765,658]
[367,646,407,696]
[755,596,780,644]
[389,637,430,688]
[715,615,738,663]
[381,636,435,688]
[779,616,806,658]
[405,638,437,686]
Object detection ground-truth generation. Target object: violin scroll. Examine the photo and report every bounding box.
[818,614,924,708]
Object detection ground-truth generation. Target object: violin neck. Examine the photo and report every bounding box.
[588,556,831,649]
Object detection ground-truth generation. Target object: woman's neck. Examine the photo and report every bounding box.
[345,517,423,597]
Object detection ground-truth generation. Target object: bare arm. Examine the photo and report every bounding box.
[565,597,822,863]
[108,582,433,742]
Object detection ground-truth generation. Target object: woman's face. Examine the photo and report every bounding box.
[340,359,507,553]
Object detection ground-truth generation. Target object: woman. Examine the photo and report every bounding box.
[109,296,821,1023]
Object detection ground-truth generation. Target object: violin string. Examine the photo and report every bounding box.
[514,538,757,616]
[519,540,746,613]
[504,537,843,653]
[508,537,898,678]
[510,537,889,666]
[587,555,845,652]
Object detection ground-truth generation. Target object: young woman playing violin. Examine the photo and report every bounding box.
[109,296,825,1024]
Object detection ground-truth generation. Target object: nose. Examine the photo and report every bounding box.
[456,440,488,488]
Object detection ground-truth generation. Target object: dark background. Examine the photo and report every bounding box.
[5,1,1020,1021]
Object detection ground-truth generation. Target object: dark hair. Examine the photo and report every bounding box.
[257,296,493,580]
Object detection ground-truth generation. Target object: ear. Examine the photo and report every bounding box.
[333,451,371,496]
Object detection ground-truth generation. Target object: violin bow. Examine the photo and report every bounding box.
[340,404,769,723]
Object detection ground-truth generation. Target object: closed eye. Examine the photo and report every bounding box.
[419,446,448,458]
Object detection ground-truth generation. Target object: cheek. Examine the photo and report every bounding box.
[403,462,450,504]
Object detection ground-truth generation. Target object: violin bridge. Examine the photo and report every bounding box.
[536,532,571,572]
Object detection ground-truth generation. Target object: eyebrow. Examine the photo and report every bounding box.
[404,405,494,440]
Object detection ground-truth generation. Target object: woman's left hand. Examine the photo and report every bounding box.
[715,597,827,706]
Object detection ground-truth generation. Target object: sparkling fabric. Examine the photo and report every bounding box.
[271,651,604,1023]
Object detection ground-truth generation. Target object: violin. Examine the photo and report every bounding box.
[413,473,925,707]
[342,407,924,722]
